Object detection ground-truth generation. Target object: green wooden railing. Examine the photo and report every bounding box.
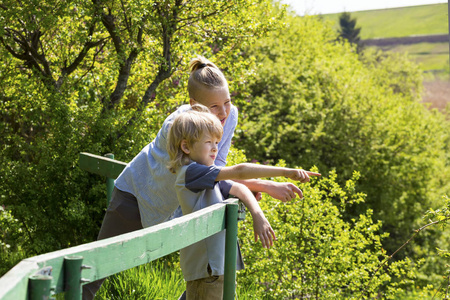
[0,152,244,300]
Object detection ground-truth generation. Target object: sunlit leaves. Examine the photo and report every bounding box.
[236,14,450,262]
[237,164,411,299]
[0,0,286,262]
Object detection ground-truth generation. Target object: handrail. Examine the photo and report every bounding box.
[0,152,243,299]
[78,152,127,204]
[0,199,240,299]
[78,152,127,179]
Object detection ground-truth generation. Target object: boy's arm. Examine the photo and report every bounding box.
[229,182,276,248]
[216,163,320,185]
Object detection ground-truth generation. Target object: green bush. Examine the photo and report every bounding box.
[235,14,450,258]
[237,162,418,299]
[0,206,28,275]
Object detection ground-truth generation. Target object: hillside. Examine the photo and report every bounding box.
[320,3,448,39]
[318,3,450,109]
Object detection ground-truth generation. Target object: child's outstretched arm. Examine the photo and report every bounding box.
[229,182,276,248]
[217,163,321,184]
[234,179,305,201]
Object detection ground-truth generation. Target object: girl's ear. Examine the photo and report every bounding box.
[181,140,190,155]
[189,98,197,106]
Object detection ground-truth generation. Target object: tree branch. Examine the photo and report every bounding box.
[2,22,58,90]
[176,2,233,32]
[99,7,143,111]
[114,0,184,139]
[73,41,108,86]
[120,0,133,38]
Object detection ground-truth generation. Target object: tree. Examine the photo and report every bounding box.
[0,0,285,259]
[235,14,450,263]
[0,0,283,135]
[338,12,362,52]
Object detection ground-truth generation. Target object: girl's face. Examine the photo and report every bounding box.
[190,87,231,126]
[181,133,221,167]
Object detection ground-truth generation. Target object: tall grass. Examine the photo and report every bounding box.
[95,258,184,299]
[89,256,260,299]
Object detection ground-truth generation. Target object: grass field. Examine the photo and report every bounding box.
[319,3,449,76]
[373,42,449,74]
[321,3,449,39]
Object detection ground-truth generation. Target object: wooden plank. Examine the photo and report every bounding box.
[0,199,238,300]
[78,152,127,179]
[0,260,39,300]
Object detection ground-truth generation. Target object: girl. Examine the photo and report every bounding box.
[82,56,305,299]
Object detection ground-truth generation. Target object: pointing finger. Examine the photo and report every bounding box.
[306,171,321,177]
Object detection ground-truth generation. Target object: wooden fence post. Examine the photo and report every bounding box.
[29,275,52,300]
[104,153,115,206]
[223,203,239,300]
[64,256,84,300]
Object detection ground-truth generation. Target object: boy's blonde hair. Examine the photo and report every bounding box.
[167,104,223,173]
[188,56,228,100]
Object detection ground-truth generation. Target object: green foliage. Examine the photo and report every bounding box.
[95,259,185,300]
[84,193,450,298]
[0,206,28,275]
[338,12,362,52]
[90,256,260,300]
[237,163,416,299]
[0,0,285,268]
[235,14,450,260]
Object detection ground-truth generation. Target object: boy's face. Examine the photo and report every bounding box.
[190,87,231,127]
[182,133,221,166]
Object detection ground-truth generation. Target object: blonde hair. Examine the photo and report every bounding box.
[188,56,228,101]
[167,104,223,173]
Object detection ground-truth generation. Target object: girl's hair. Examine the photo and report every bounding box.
[188,56,228,100]
[167,104,223,173]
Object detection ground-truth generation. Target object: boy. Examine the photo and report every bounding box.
[167,105,320,300]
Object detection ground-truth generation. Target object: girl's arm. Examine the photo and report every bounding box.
[233,179,305,202]
[229,182,276,248]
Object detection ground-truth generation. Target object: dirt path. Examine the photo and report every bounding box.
[422,80,450,111]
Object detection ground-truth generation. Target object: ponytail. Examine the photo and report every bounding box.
[188,56,228,100]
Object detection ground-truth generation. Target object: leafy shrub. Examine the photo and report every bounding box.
[0,206,28,275]
[236,162,418,299]
[235,14,450,258]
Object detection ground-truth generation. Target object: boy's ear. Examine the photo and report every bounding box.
[180,140,190,154]
[189,98,197,106]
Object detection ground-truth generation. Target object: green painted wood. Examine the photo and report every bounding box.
[78,152,127,179]
[223,203,239,300]
[103,153,115,205]
[28,275,52,300]
[64,256,83,300]
[1,152,245,299]
[0,199,238,300]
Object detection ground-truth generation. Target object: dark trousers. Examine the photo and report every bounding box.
[82,187,143,300]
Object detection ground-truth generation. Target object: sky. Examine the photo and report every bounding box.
[280,0,448,15]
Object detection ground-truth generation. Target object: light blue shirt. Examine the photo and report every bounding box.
[114,104,238,228]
